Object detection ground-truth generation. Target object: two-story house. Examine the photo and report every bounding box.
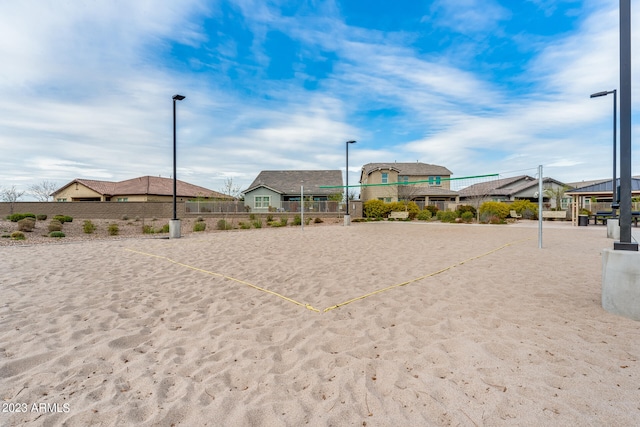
[359,162,458,209]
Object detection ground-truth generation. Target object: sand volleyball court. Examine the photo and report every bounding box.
[1,222,639,425]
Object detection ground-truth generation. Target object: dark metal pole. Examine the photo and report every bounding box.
[615,0,637,250]
[172,94,185,222]
[613,89,618,208]
[172,98,177,220]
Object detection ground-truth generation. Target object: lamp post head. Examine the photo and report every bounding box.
[173,94,186,101]
[346,140,356,144]
[590,90,614,98]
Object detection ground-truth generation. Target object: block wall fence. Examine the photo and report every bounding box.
[0,201,362,220]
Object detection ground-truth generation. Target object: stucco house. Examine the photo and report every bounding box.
[459,175,569,209]
[243,170,343,212]
[359,162,458,207]
[51,176,229,202]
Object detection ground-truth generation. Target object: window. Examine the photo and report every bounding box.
[56,198,67,202]
[381,173,388,184]
[398,175,409,184]
[428,176,442,186]
[117,197,128,202]
[255,195,270,208]
[378,197,392,203]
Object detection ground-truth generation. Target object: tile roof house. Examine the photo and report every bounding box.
[51,176,230,202]
[243,170,343,212]
[359,162,458,205]
[459,175,568,208]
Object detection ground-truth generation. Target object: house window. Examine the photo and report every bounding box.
[381,173,388,184]
[398,175,409,184]
[56,198,67,202]
[428,176,442,186]
[117,197,128,202]
[378,197,392,203]
[255,195,270,208]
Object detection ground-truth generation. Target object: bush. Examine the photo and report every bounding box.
[425,205,439,216]
[49,231,65,238]
[363,199,389,219]
[461,211,474,223]
[53,215,73,223]
[11,231,26,240]
[479,202,510,222]
[314,217,323,223]
[36,214,47,221]
[142,224,155,234]
[457,205,477,217]
[159,224,169,233]
[108,223,119,236]
[8,213,35,222]
[436,210,458,223]
[193,221,206,232]
[416,210,432,221]
[252,219,263,229]
[280,217,288,226]
[121,214,129,221]
[239,222,251,229]
[48,220,63,232]
[292,215,302,226]
[510,200,539,219]
[388,201,420,219]
[266,214,274,223]
[83,220,97,234]
[217,219,233,230]
[17,218,36,232]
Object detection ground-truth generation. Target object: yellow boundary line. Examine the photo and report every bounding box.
[125,238,529,314]
[124,248,321,312]
[322,237,532,312]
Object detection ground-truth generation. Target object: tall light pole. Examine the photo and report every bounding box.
[345,140,356,226]
[170,94,185,238]
[590,89,618,210]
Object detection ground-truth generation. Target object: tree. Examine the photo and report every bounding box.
[219,177,242,199]
[29,180,58,201]
[0,185,25,215]
[544,185,570,210]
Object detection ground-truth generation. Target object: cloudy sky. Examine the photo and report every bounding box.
[1,0,639,199]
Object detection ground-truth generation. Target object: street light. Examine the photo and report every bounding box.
[590,89,618,210]
[345,140,356,225]
[171,94,185,238]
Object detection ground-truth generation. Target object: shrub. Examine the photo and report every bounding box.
[479,202,510,221]
[18,218,36,232]
[11,231,26,240]
[280,217,288,227]
[193,221,206,232]
[196,216,204,222]
[268,220,284,227]
[142,225,155,234]
[293,215,302,226]
[217,219,233,230]
[457,205,477,217]
[121,214,129,221]
[239,222,251,229]
[363,199,388,219]
[314,217,323,223]
[266,214,274,222]
[36,214,47,221]
[252,219,263,229]
[388,201,420,219]
[436,210,458,223]
[49,231,65,238]
[416,210,432,221]
[425,205,439,216]
[159,224,169,233]
[48,220,63,232]
[83,220,97,234]
[9,213,35,222]
[461,211,474,223]
[108,223,119,236]
[249,213,256,221]
[53,215,73,223]
[305,217,311,225]
[510,200,539,219]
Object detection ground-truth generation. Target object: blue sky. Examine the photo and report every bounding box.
[1,0,640,199]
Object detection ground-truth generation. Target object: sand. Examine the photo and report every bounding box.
[1,221,639,426]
